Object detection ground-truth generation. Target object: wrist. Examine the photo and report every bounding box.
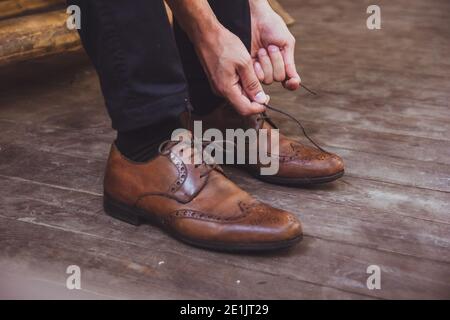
[190,17,224,45]
[249,0,273,17]
[167,0,223,45]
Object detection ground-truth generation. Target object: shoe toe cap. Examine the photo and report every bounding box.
[324,153,345,175]
[236,202,303,242]
[282,151,345,178]
[169,203,303,248]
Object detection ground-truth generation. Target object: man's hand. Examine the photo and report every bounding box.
[167,0,267,116]
[250,0,301,91]
[195,26,269,115]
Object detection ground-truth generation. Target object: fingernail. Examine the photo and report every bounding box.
[255,91,267,104]
[268,45,279,53]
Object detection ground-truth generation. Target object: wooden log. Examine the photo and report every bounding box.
[0,0,63,20]
[0,10,81,65]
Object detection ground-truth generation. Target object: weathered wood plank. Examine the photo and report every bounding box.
[0,11,82,65]
[267,87,450,142]
[0,271,111,299]
[1,178,450,299]
[272,118,450,166]
[273,0,450,144]
[0,0,63,20]
[0,216,368,299]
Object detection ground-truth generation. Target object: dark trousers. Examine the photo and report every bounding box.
[69,0,251,132]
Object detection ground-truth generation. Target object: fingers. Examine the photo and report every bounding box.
[253,35,301,91]
[281,38,301,91]
[237,59,267,105]
[254,61,265,82]
[257,48,274,85]
[267,45,286,82]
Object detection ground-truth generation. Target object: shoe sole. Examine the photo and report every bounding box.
[250,170,345,187]
[103,194,302,253]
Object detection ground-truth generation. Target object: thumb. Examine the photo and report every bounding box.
[238,60,267,104]
[227,83,266,116]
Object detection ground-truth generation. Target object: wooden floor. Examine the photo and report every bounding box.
[1,0,449,299]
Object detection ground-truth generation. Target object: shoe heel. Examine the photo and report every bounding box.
[103,194,143,226]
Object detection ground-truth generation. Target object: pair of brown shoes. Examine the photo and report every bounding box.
[103,104,344,252]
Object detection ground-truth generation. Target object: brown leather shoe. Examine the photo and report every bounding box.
[103,132,302,252]
[184,103,344,186]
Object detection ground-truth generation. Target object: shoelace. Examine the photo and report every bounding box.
[261,83,329,154]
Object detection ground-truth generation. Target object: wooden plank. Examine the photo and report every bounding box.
[297,40,450,80]
[0,216,367,299]
[1,178,450,299]
[278,0,450,121]
[0,271,111,299]
[0,10,82,65]
[0,0,63,20]
[267,91,450,142]
[330,147,450,192]
[271,118,450,166]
